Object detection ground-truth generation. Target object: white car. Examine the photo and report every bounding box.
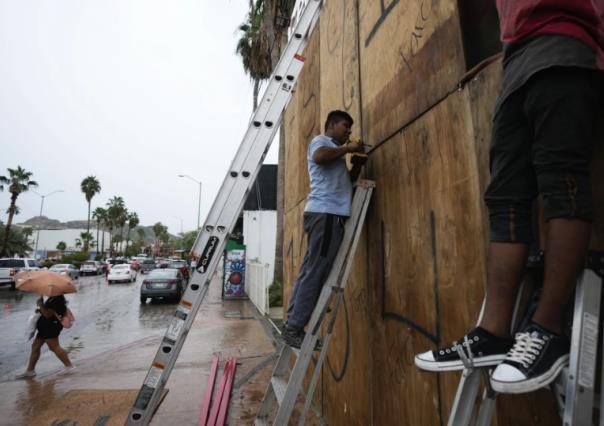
[107,264,137,283]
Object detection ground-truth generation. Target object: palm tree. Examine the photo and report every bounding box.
[0,166,38,256]
[56,241,66,256]
[106,196,125,257]
[80,176,101,251]
[92,207,107,256]
[75,238,82,250]
[117,208,128,253]
[125,212,139,255]
[236,0,272,110]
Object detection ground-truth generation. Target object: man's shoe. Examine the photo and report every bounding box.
[490,323,569,394]
[414,327,514,372]
[283,326,322,351]
[15,370,36,379]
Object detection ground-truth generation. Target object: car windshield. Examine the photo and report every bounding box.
[112,265,129,270]
[0,259,26,268]
[51,264,69,269]
[143,260,155,264]
[83,261,96,266]
[148,269,178,279]
[169,262,186,268]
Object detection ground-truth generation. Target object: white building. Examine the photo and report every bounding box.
[30,228,112,258]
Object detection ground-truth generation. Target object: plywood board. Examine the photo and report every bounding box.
[283,27,321,213]
[365,89,486,425]
[358,0,466,146]
[319,0,363,139]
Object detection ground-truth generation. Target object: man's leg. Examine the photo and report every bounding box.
[415,87,535,372]
[284,213,344,348]
[478,242,528,338]
[490,67,600,393]
[532,219,591,333]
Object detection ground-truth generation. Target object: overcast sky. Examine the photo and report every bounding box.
[0,0,278,235]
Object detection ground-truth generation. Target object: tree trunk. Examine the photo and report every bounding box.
[85,201,91,251]
[96,222,100,257]
[1,194,18,256]
[101,226,105,258]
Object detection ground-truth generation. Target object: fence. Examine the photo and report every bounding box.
[246,260,270,315]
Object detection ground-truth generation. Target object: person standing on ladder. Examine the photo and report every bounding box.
[415,1,603,394]
[283,110,364,349]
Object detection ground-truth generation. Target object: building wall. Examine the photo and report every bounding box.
[281,1,604,424]
[31,228,112,257]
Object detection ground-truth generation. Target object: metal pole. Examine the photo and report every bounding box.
[33,196,45,258]
[197,181,202,230]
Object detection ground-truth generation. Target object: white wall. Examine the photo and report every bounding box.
[243,210,277,314]
[31,228,112,255]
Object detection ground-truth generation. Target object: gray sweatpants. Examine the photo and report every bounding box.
[286,212,345,329]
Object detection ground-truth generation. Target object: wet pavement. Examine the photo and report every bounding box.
[0,273,177,380]
[0,271,314,425]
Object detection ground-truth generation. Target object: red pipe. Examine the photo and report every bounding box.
[206,358,234,426]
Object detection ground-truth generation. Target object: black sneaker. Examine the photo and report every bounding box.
[490,323,570,394]
[282,326,322,351]
[414,327,514,372]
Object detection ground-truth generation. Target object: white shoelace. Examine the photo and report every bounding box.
[454,335,475,368]
[505,332,546,368]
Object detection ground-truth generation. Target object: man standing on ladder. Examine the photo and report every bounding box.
[415,1,603,394]
[283,110,364,349]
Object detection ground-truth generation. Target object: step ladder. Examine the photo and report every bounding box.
[447,251,604,426]
[126,1,326,424]
[255,179,375,426]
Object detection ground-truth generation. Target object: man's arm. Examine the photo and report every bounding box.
[312,140,364,165]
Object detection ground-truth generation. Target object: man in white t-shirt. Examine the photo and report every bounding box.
[283,110,364,349]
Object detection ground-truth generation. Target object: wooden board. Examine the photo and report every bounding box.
[283,27,321,213]
[319,0,363,139]
[366,88,486,425]
[358,0,466,146]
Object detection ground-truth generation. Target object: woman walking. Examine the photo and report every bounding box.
[16,295,74,378]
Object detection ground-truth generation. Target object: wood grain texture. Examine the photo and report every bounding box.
[283,27,321,214]
[358,0,466,146]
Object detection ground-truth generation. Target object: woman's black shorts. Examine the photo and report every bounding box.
[36,315,63,339]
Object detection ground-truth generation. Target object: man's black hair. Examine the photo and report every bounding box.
[324,110,353,132]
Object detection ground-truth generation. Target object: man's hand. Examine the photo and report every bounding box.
[346,139,364,153]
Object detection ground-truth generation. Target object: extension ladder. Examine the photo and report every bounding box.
[255,179,375,426]
[126,1,326,424]
[448,251,604,426]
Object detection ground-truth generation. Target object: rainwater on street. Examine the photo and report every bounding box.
[0,274,176,381]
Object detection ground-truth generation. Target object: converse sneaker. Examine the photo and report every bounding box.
[282,326,322,351]
[490,323,570,394]
[15,370,36,379]
[414,327,514,372]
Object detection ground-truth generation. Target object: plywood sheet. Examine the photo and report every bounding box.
[319,0,363,139]
[283,27,321,213]
[358,0,466,145]
[366,89,486,425]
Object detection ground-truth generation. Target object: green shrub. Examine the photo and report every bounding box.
[60,252,90,268]
[269,279,283,307]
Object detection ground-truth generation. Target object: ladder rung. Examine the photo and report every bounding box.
[271,376,288,406]
[254,418,268,426]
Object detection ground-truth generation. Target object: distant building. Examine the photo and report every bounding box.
[30,228,112,259]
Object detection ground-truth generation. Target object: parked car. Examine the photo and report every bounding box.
[140,259,156,274]
[80,260,103,276]
[169,260,190,282]
[108,264,137,283]
[130,259,141,271]
[0,258,41,290]
[140,268,186,303]
[49,264,80,280]
[157,259,171,269]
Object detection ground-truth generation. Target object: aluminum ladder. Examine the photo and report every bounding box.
[126,1,327,423]
[255,179,374,426]
[448,251,604,426]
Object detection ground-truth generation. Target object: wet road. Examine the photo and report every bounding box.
[0,273,178,381]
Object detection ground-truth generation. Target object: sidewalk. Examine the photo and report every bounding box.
[0,275,283,425]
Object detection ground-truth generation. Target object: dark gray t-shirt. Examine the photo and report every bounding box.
[495,34,598,113]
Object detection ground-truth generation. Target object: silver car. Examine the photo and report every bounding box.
[49,264,79,280]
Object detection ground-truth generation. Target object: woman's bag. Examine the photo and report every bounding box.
[61,308,75,329]
[25,312,41,340]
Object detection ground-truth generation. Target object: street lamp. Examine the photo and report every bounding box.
[177,174,202,229]
[32,189,64,259]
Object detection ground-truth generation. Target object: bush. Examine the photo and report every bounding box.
[60,252,91,268]
[269,279,283,307]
